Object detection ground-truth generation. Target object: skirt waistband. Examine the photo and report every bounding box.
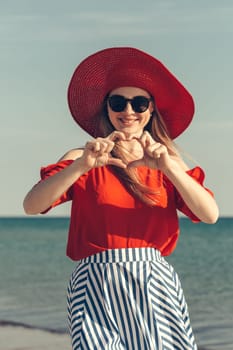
[78,247,163,264]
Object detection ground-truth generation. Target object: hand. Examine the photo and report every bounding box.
[81,131,128,169]
[128,131,173,171]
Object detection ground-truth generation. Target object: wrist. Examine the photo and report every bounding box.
[161,159,182,178]
[72,157,92,175]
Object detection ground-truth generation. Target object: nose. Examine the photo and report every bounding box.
[124,101,134,113]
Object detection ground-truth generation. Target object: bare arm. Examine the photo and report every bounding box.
[130,131,219,224]
[23,149,88,215]
[23,132,128,215]
[162,158,219,224]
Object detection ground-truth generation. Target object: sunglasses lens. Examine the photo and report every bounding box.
[108,95,126,112]
[132,96,150,113]
[108,95,151,113]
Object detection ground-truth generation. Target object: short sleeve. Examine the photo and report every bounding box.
[40,159,74,213]
[175,166,214,222]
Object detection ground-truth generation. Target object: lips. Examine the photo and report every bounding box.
[118,117,138,126]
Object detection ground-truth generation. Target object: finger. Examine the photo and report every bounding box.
[97,140,115,155]
[108,131,127,142]
[108,157,127,168]
[97,141,109,154]
[147,142,161,155]
[151,144,167,159]
[141,131,155,143]
[136,131,155,148]
[127,159,144,168]
[87,139,113,154]
[85,141,100,152]
[104,139,115,153]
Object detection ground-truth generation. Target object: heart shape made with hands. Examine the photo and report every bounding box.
[100,131,166,169]
[113,132,167,170]
[115,137,145,164]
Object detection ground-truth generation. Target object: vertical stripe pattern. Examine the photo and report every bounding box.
[67,248,197,350]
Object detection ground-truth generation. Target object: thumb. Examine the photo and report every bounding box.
[108,157,127,168]
[127,159,144,168]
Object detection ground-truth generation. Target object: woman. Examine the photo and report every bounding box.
[23,47,219,350]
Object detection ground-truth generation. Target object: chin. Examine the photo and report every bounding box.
[122,130,140,138]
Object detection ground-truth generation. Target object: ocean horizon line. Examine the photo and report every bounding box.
[0,215,232,219]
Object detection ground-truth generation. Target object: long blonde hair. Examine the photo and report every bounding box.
[97,100,178,206]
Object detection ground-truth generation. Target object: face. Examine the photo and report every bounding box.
[107,86,154,138]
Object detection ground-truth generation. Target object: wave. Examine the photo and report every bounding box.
[0,319,68,335]
[0,320,215,350]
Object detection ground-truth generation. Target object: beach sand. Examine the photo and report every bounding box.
[0,325,211,350]
[0,325,71,350]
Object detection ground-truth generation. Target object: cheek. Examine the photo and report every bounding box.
[142,112,152,125]
[107,107,117,124]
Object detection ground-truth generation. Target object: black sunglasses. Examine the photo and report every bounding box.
[108,95,152,113]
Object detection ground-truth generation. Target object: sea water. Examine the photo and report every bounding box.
[0,217,232,350]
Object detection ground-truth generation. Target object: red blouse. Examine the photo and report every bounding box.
[40,160,213,261]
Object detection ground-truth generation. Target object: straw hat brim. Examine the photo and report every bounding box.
[67,47,195,139]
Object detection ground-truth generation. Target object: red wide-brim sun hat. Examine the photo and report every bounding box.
[67,47,195,139]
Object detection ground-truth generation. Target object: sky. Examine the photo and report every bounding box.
[1,0,232,217]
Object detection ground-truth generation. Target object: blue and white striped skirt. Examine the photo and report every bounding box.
[67,248,197,350]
